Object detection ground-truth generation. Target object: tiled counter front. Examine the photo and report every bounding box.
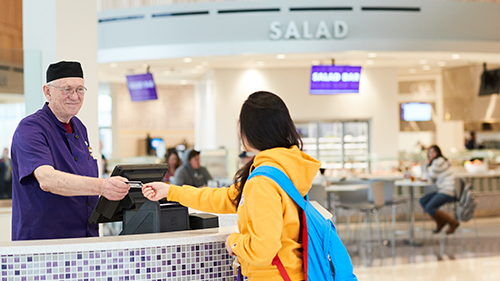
[0,226,240,281]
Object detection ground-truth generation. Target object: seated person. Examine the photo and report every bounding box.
[419,145,459,235]
[162,148,182,183]
[173,149,212,187]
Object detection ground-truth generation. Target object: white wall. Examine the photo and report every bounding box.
[0,209,11,242]
[199,67,399,176]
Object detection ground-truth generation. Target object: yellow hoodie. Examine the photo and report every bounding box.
[167,146,321,281]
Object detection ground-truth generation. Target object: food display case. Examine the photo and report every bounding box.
[296,121,370,172]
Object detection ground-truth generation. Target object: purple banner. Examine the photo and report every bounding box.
[126,73,158,101]
[309,65,362,95]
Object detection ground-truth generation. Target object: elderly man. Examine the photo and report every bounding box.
[11,61,130,240]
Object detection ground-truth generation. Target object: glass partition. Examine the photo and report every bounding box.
[0,48,24,200]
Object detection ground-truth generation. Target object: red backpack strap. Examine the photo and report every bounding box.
[301,209,308,280]
[273,209,308,281]
[272,255,292,281]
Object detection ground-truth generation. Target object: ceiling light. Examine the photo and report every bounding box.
[368,53,377,58]
[422,65,431,71]
[276,54,286,59]
[438,61,447,67]
[109,63,117,68]
[183,58,192,63]
[366,60,374,65]
[180,80,187,85]
[419,59,428,65]
[409,69,417,74]
[451,54,460,59]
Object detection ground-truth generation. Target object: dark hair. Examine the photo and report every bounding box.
[428,145,447,164]
[232,91,302,208]
[188,150,200,161]
[165,148,181,169]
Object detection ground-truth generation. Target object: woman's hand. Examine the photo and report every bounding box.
[142,182,170,201]
[225,235,235,256]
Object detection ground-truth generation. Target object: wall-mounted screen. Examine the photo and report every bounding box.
[401,102,432,121]
[479,67,500,96]
[126,73,158,101]
[309,65,362,95]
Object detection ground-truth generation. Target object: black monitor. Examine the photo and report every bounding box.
[88,163,190,235]
[479,64,500,96]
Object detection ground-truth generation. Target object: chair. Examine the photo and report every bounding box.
[425,178,480,255]
[334,180,386,260]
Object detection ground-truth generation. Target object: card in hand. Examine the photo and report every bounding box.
[126,181,143,188]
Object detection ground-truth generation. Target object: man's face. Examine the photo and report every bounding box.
[189,155,201,169]
[44,77,85,123]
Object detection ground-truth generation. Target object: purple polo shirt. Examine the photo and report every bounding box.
[11,103,99,240]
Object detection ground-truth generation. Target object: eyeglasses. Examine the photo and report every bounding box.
[48,84,87,96]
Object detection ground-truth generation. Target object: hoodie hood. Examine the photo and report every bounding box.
[181,148,193,168]
[252,146,321,196]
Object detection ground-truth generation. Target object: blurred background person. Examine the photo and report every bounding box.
[465,131,477,150]
[0,148,11,199]
[162,148,182,183]
[419,145,459,235]
[238,151,254,167]
[173,149,212,187]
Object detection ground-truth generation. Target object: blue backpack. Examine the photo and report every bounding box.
[248,166,357,281]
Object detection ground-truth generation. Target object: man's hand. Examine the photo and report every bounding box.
[100,176,130,201]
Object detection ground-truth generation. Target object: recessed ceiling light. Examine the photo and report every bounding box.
[409,69,417,74]
[110,63,117,68]
[438,61,447,67]
[422,65,431,71]
[180,80,187,85]
[368,53,377,58]
[452,54,460,59]
[276,54,286,59]
[366,60,374,65]
[419,59,428,65]
[183,58,192,63]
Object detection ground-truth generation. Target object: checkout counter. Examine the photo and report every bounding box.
[0,164,241,280]
[0,221,238,280]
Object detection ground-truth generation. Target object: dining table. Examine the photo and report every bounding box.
[394,180,435,251]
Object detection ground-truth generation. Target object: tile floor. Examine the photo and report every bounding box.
[340,215,500,280]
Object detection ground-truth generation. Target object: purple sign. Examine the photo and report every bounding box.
[309,65,362,94]
[126,73,158,101]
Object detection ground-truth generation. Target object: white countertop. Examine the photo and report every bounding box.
[394,180,434,187]
[325,184,370,192]
[454,170,500,178]
[0,225,238,255]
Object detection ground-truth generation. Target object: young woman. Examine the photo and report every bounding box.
[419,145,459,234]
[162,148,182,183]
[142,91,320,280]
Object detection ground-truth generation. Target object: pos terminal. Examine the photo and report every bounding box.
[88,164,190,235]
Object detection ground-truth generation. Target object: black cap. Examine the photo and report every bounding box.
[46,61,84,83]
